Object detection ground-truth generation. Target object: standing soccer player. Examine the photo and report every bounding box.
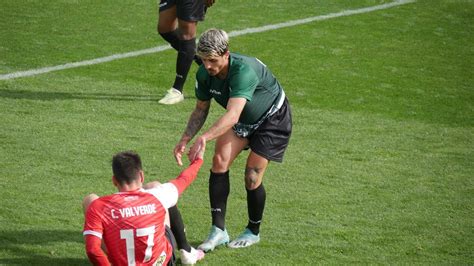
[174,28,292,251]
[83,149,206,265]
[157,0,216,105]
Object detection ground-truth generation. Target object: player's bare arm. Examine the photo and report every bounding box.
[174,99,210,165]
[201,97,246,141]
[183,99,211,141]
[188,97,246,161]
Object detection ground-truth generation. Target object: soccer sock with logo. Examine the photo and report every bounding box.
[209,170,230,231]
[173,38,196,92]
[246,184,266,235]
[168,205,191,252]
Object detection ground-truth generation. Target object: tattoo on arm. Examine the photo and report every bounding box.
[183,101,210,140]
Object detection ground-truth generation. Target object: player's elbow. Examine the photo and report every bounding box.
[86,249,99,261]
[229,116,240,126]
[86,251,101,265]
[85,236,109,265]
[227,110,241,125]
[86,249,109,266]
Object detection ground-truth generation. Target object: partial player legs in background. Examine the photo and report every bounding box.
[157,0,204,104]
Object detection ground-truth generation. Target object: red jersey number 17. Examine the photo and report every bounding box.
[120,226,155,265]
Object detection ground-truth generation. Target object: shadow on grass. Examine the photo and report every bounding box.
[0,229,89,265]
[0,88,159,102]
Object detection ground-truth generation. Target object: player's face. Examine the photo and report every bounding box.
[201,52,229,78]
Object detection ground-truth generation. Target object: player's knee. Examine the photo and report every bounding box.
[244,167,263,189]
[177,22,197,40]
[179,32,196,41]
[244,176,260,190]
[212,153,230,172]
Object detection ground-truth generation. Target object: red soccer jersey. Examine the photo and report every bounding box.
[83,159,203,266]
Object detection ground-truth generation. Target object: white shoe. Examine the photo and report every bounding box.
[158,88,184,105]
[197,225,229,252]
[228,228,260,249]
[179,247,205,265]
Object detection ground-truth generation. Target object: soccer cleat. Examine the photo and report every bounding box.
[197,225,229,252]
[228,228,260,249]
[158,88,184,105]
[179,247,205,265]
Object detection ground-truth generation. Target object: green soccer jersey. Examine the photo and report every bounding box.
[195,53,283,125]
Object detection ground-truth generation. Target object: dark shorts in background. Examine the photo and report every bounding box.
[159,0,207,22]
[249,98,292,163]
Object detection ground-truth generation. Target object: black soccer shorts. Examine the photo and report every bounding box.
[248,98,292,163]
[164,225,177,265]
[159,0,207,22]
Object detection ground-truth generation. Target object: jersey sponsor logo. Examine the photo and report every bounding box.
[156,251,167,266]
[111,203,157,219]
[209,89,222,95]
[124,195,139,202]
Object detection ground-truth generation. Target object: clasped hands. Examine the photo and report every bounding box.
[174,136,206,166]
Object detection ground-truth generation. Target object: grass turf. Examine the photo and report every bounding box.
[0,0,473,264]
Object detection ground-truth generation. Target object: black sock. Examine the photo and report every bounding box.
[209,170,230,231]
[159,30,180,51]
[168,205,191,252]
[246,184,266,235]
[173,38,196,92]
[160,31,201,66]
[194,55,202,66]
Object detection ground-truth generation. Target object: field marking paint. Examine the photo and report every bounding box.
[0,0,415,81]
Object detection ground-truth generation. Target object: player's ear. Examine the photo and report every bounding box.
[139,170,145,184]
[112,175,119,187]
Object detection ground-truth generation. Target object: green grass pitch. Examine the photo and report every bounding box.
[0,0,473,264]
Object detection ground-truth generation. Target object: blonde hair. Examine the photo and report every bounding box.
[197,28,229,58]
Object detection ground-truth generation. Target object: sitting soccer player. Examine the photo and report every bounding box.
[82,148,206,265]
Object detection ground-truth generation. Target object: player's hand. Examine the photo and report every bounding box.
[174,140,187,166]
[195,139,206,160]
[188,136,206,162]
[204,0,215,7]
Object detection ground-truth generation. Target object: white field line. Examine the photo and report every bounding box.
[0,0,415,81]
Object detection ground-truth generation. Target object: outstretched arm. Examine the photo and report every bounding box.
[174,99,210,166]
[170,141,206,195]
